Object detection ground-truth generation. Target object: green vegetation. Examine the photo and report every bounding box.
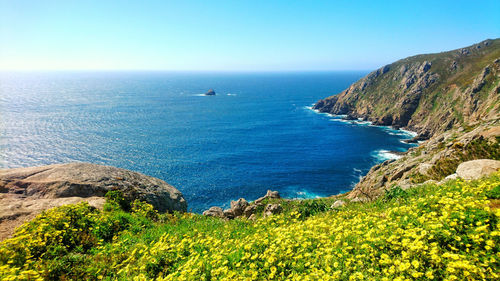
[1,173,499,280]
[486,184,500,199]
[426,137,500,180]
[409,136,500,184]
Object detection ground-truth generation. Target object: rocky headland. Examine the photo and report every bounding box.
[314,39,500,140]
[313,39,500,201]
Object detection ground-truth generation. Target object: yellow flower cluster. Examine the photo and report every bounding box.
[1,174,499,280]
[114,175,500,280]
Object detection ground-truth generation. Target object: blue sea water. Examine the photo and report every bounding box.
[0,71,416,212]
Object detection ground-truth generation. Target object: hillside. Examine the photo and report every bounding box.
[313,39,500,200]
[1,172,499,280]
[314,39,500,140]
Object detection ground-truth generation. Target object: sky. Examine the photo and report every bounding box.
[1,0,499,71]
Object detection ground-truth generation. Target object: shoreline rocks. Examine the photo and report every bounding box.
[203,190,281,220]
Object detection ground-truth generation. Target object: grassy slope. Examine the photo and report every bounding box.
[1,174,499,280]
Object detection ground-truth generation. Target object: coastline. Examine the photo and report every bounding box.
[305,104,417,162]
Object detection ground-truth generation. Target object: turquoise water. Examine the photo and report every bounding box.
[0,71,415,212]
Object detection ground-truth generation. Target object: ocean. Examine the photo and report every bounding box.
[0,71,416,212]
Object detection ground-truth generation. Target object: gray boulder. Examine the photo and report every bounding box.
[243,204,257,217]
[230,198,249,217]
[456,159,500,180]
[444,173,459,180]
[254,190,280,204]
[0,162,187,241]
[223,209,236,219]
[203,206,224,218]
[351,197,369,203]
[0,162,187,213]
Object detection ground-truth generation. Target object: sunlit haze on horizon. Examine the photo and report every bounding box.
[1,0,499,71]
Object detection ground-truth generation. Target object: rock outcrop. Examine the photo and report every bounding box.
[0,162,187,240]
[203,190,281,220]
[230,198,249,217]
[456,159,500,180]
[204,89,216,96]
[331,200,345,208]
[254,190,281,204]
[202,206,224,218]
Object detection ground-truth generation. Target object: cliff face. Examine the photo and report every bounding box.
[314,39,500,200]
[314,39,500,140]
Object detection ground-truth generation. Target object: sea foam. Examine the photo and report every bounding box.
[371,149,402,161]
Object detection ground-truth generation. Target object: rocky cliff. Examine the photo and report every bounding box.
[314,39,500,200]
[314,39,500,140]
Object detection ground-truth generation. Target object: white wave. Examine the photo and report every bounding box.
[283,185,322,199]
[306,104,418,141]
[329,118,352,124]
[227,93,237,96]
[353,120,372,125]
[371,149,402,161]
[399,129,418,137]
[304,105,336,117]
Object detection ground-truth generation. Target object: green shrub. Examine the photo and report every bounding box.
[132,200,159,220]
[486,184,500,199]
[383,186,408,201]
[105,190,131,211]
[297,200,329,218]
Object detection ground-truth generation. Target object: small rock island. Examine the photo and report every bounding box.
[204,89,216,96]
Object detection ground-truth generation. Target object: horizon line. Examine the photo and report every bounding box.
[0,68,373,73]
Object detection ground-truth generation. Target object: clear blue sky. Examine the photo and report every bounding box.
[1,0,499,71]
